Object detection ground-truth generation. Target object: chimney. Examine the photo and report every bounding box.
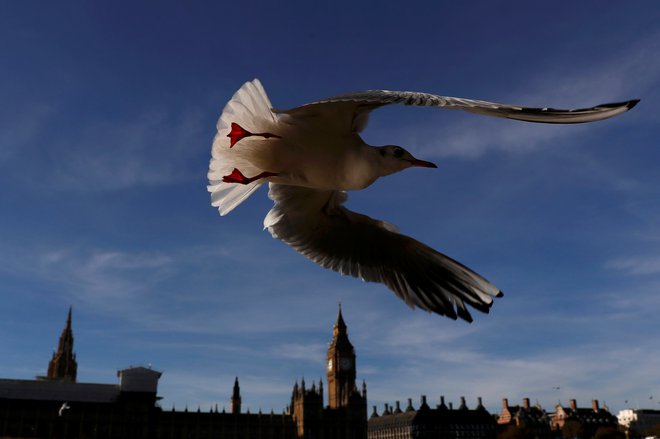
[502,398,509,409]
[459,396,467,410]
[523,398,530,410]
[407,398,414,412]
[569,399,577,411]
[477,397,484,409]
[592,400,599,412]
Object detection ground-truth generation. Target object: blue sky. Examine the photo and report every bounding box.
[1,1,659,415]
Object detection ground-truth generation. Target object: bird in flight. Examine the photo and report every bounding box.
[208,79,638,322]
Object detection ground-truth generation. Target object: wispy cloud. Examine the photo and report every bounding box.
[1,103,210,192]
[607,256,660,275]
[37,247,175,308]
[271,342,328,362]
[405,32,660,160]
[363,316,660,413]
[0,243,175,314]
[50,107,208,191]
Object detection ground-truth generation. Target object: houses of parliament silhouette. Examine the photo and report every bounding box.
[0,307,618,439]
[0,306,369,439]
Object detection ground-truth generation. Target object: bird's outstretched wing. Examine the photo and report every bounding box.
[264,183,503,322]
[277,89,639,134]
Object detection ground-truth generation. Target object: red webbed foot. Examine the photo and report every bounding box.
[222,168,278,185]
[227,122,281,148]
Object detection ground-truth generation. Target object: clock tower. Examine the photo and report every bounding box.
[326,304,357,408]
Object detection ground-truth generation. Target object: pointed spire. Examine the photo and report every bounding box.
[232,377,240,398]
[47,306,77,382]
[231,377,241,414]
[333,303,347,335]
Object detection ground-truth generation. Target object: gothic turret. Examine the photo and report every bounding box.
[231,377,241,414]
[47,307,77,382]
[327,304,357,409]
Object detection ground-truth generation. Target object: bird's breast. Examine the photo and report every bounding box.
[264,133,378,191]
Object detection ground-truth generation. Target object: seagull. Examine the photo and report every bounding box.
[58,402,70,416]
[208,79,638,322]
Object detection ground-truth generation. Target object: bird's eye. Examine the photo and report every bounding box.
[393,148,404,158]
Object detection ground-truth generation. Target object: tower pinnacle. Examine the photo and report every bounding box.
[47,306,77,382]
[231,377,242,414]
[327,305,357,408]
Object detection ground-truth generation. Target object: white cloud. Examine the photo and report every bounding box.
[364,324,660,414]
[271,342,328,362]
[607,256,660,275]
[0,244,176,314]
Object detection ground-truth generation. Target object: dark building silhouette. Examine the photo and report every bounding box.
[368,395,497,439]
[0,306,367,439]
[0,306,635,439]
[46,306,77,382]
[230,377,241,415]
[289,305,367,438]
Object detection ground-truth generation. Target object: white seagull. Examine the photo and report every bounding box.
[208,79,638,322]
[58,402,70,416]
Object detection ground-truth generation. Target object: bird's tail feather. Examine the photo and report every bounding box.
[208,79,278,215]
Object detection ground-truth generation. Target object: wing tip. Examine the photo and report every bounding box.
[598,99,640,111]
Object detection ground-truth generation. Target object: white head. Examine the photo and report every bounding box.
[376,145,437,176]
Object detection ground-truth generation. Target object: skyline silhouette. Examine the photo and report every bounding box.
[0,1,658,415]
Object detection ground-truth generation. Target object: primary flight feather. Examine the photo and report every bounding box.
[208,79,638,322]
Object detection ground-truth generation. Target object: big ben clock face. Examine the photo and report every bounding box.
[339,358,352,370]
[327,359,333,371]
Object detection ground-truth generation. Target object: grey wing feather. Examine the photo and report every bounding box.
[278,89,639,132]
[264,183,503,322]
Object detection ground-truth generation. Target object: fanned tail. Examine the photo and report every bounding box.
[207,79,279,215]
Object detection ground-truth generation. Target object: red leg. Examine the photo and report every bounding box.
[222,168,278,185]
[227,122,281,148]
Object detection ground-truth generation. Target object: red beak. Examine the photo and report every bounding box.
[410,159,437,168]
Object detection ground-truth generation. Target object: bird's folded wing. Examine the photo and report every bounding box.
[277,89,639,134]
[264,183,502,322]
